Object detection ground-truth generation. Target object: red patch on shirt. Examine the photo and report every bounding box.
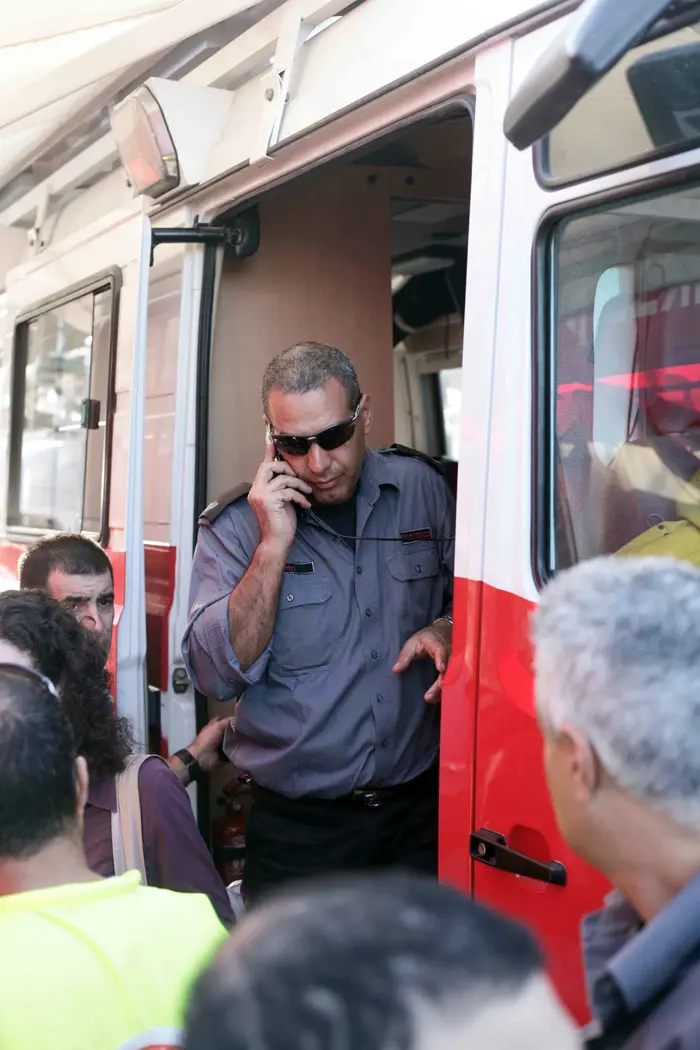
[400,528,432,544]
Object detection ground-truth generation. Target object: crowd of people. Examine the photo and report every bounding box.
[1,342,699,1050]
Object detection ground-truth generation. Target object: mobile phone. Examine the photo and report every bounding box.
[265,424,284,462]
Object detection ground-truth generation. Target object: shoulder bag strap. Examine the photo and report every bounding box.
[111,754,166,884]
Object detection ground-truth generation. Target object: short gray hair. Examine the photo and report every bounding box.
[261,342,361,415]
[533,556,700,830]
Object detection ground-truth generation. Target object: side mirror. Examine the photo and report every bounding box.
[504,0,674,150]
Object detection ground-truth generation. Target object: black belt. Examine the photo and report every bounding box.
[252,761,438,811]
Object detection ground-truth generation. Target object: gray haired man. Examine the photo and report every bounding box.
[183,341,455,902]
[533,555,700,1049]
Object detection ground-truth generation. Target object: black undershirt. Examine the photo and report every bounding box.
[310,495,358,551]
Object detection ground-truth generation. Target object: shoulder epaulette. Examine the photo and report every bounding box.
[198,483,252,525]
[377,443,445,475]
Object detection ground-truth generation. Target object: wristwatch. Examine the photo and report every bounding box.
[173,748,203,785]
[434,613,453,627]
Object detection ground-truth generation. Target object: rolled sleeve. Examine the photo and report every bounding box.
[182,511,270,700]
[184,592,271,699]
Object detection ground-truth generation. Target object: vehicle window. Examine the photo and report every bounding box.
[540,13,700,185]
[439,367,461,459]
[548,182,700,573]
[9,279,116,534]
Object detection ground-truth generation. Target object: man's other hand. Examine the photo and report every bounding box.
[392,621,452,703]
[187,716,230,773]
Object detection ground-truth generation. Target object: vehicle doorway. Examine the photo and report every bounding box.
[201,102,473,868]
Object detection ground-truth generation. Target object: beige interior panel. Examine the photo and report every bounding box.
[208,163,393,501]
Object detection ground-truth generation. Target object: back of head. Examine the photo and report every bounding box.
[0,665,77,860]
[186,873,573,1050]
[533,555,700,829]
[0,590,131,781]
[18,533,112,591]
[261,341,361,415]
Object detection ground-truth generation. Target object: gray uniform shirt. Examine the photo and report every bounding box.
[182,449,455,798]
[582,876,700,1048]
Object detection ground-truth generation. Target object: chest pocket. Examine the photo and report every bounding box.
[387,546,441,637]
[272,578,333,674]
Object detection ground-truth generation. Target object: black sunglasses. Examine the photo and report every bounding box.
[272,400,362,457]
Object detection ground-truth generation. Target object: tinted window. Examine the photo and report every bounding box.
[548,183,700,571]
[541,16,700,185]
[9,280,116,534]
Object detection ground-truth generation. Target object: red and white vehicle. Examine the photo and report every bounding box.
[1,0,699,1022]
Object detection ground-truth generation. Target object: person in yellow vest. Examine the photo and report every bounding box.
[0,662,227,1050]
[615,419,700,565]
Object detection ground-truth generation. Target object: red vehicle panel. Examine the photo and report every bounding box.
[442,580,608,1023]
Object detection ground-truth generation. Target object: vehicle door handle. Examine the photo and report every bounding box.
[470,828,567,886]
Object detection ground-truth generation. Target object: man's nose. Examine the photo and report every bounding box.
[78,607,98,632]
[307,442,331,474]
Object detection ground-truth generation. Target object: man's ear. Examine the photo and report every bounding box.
[74,755,89,823]
[360,393,372,434]
[558,722,600,802]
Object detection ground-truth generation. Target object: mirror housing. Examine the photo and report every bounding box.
[504,0,674,150]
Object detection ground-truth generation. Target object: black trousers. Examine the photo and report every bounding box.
[242,764,438,905]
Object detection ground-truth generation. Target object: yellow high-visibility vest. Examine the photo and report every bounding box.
[0,871,227,1050]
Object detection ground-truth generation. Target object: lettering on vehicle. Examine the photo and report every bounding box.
[284,561,315,574]
[400,528,432,544]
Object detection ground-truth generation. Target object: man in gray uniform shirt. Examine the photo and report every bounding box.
[183,341,454,901]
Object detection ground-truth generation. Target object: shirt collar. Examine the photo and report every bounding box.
[299,452,399,536]
[87,774,117,813]
[0,872,141,917]
[586,874,700,1021]
[360,449,401,506]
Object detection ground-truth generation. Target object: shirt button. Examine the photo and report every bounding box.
[381,739,388,748]
[376,693,384,702]
[415,564,423,573]
[356,566,363,575]
[286,594,294,602]
[365,608,372,617]
[371,650,378,659]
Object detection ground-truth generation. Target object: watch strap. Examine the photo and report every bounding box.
[173,748,203,783]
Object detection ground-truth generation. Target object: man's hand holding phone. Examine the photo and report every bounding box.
[248,443,312,552]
